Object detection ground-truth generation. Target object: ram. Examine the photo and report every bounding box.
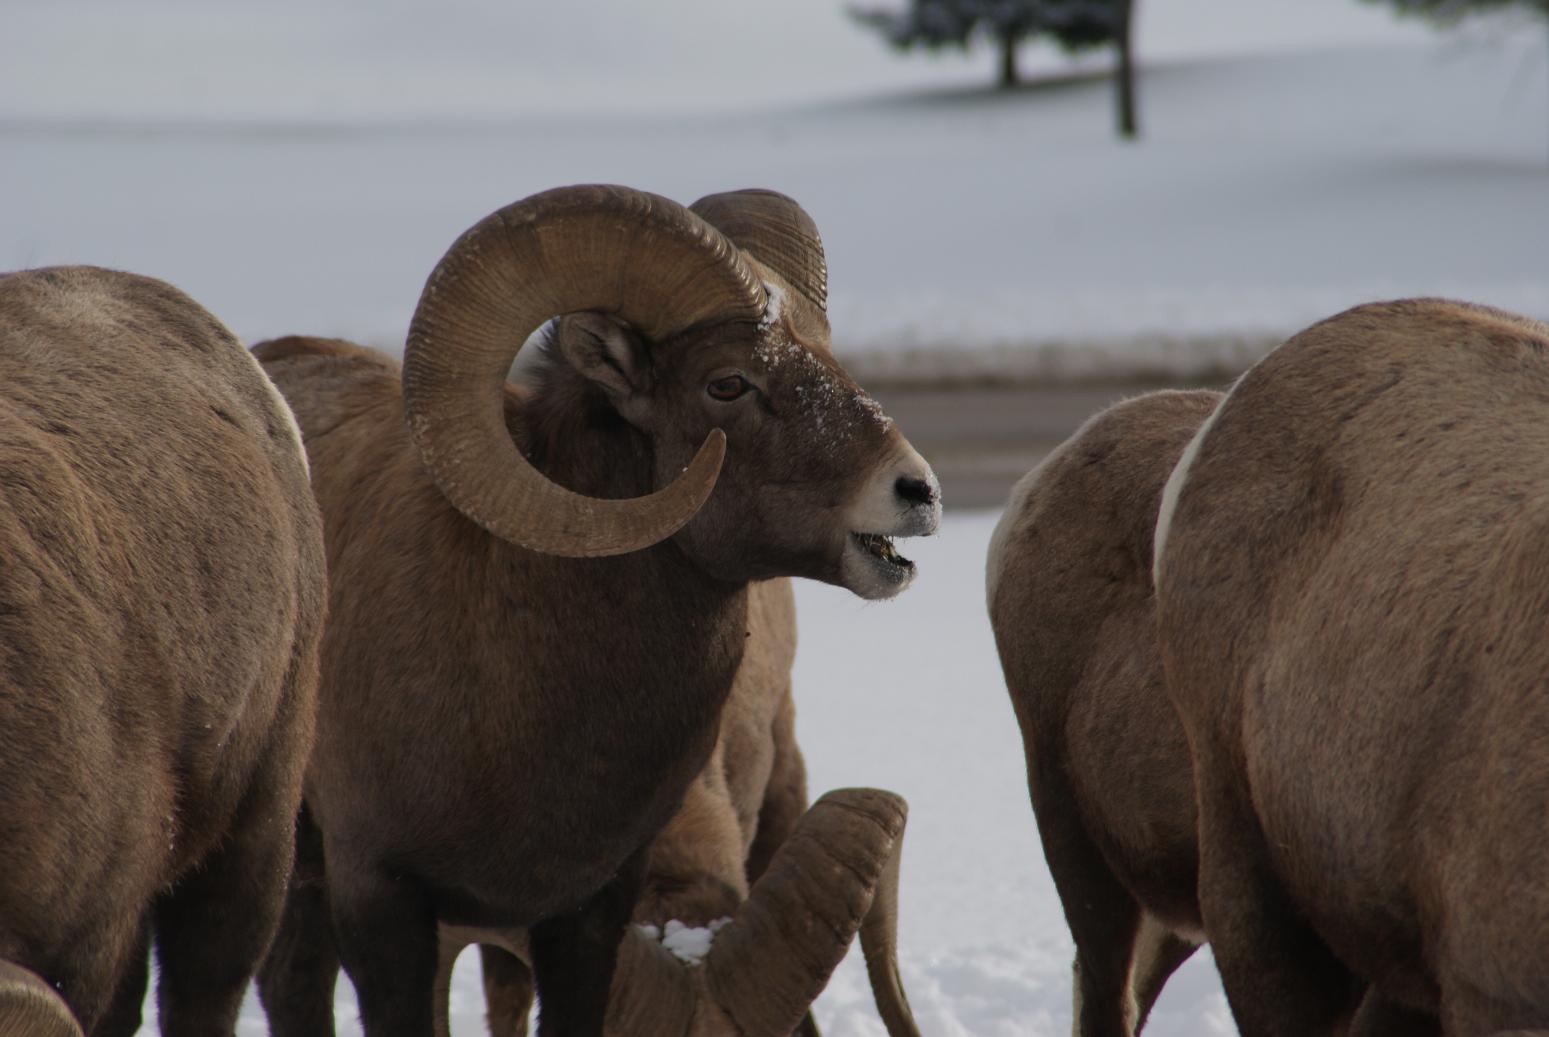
[1155,300,1549,1035]
[987,390,1218,1037]
[253,185,940,1036]
[0,266,323,1036]
[435,578,916,1036]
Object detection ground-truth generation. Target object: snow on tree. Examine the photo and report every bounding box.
[851,0,1140,138]
[1361,0,1549,158]
[1361,0,1547,19]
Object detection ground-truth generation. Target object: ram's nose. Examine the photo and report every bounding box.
[889,448,942,537]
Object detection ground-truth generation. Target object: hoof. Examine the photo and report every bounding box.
[0,961,82,1037]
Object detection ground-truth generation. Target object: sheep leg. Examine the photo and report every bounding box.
[259,804,341,1037]
[1193,770,1362,1037]
[1345,989,1438,1037]
[1127,916,1198,1035]
[745,691,808,889]
[1024,760,1143,1037]
[529,844,650,1037]
[151,773,299,1037]
[746,695,821,1037]
[479,945,534,1037]
[329,863,439,1037]
[90,920,149,1037]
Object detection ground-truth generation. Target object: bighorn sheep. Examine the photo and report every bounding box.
[253,184,939,1036]
[987,389,1220,1036]
[1155,300,1549,1035]
[0,266,323,1036]
[435,577,911,1037]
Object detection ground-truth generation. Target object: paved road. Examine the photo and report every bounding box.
[869,380,1220,510]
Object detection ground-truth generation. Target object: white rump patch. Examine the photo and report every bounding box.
[1152,386,1233,588]
[237,342,309,477]
[636,917,733,966]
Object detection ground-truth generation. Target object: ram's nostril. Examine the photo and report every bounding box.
[895,475,937,507]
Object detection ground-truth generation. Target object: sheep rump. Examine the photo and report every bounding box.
[0,266,323,1035]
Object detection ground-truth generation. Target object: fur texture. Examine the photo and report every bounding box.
[254,286,935,1036]
[0,266,323,1035]
[1157,300,1549,1035]
[989,390,1217,1037]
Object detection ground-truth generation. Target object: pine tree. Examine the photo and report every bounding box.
[1362,0,1547,18]
[851,0,1140,138]
[1361,0,1549,158]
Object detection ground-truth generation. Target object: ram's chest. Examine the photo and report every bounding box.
[361,583,746,924]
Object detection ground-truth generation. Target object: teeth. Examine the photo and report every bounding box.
[854,532,912,568]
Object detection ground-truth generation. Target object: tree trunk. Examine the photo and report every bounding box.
[1116,0,1138,139]
[999,32,1018,89]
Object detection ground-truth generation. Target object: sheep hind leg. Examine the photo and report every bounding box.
[1025,771,1143,1037]
[1128,916,1199,1034]
[0,961,81,1037]
[91,919,150,1037]
[530,844,650,1037]
[151,778,300,1037]
[746,694,822,1037]
[259,804,342,1037]
[1344,989,1438,1037]
[1193,771,1363,1037]
[479,945,533,1037]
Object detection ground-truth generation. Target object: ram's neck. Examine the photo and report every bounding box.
[481,371,748,860]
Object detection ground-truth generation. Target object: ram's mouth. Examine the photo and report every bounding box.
[841,530,920,600]
[851,532,914,572]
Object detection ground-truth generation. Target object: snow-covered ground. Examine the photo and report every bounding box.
[167,511,1235,1036]
[4,0,1545,383]
[791,511,1231,1037]
[9,1,1545,1032]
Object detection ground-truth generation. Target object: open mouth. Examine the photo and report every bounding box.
[851,532,915,573]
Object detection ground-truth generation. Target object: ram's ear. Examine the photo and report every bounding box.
[557,311,649,406]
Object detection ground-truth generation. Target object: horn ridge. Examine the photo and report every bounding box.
[689,189,828,313]
[403,184,762,558]
[702,788,920,1037]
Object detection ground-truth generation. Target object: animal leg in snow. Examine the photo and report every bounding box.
[259,805,341,1037]
[152,773,298,1037]
[529,845,651,1037]
[330,863,439,1037]
[1194,771,1361,1037]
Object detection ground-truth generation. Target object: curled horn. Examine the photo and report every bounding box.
[403,184,767,558]
[689,190,828,314]
[606,788,921,1037]
[0,961,84,1037]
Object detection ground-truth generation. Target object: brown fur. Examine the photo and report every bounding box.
[639,577,805,923]
[0,266,323,1033]
[452,577,810,1035]
[253,266,933,1036]
[988,390,1217,1037]
[1156,300,1549,1035]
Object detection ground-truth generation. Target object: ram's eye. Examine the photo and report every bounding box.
[707,374,751,401]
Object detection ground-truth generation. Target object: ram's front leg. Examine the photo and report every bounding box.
[530,846,651,1037]
[331,863,440,1037]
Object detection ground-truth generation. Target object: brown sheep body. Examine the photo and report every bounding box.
[1155,300,1549,1035]
[437,577,853,1036]
[0,266,323,1036]
[253,186,936,1037]
[987,390,1218,1037]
